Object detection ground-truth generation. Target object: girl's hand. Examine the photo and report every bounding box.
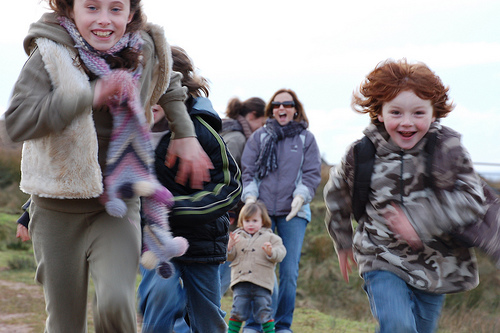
[166,137,213,190]
[337,249,356,283]
[16,224,30,242]
[228,232,240,252]
[384,202,423,250]
[93,71,135,107]
[262,242,273,256]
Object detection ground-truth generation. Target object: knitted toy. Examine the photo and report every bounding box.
[102,70,188,279]
[58,17,188,279]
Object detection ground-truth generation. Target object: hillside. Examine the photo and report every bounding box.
[0,147,499,332]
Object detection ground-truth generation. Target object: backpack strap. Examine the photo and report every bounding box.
[352,136,376,221]
[424,131,438,189]
[352,133,438,221]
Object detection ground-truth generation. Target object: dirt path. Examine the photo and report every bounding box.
[0,278,143,332]
[0,279,44,333]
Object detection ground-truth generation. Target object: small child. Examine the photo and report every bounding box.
[324,58,488,333]
[227,201,287,333]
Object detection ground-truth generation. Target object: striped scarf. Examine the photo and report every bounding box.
[59,16,187,278]
[255,118,307,179]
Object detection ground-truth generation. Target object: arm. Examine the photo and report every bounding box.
[157,116,241,223]
[323,144,356,252]
[221,131,246,167]
[267,234,287,263]
[287,132,322,220]
[16,199,31,242]
[158,73,213,189]
[403,140,486,241]
[5,47,93,142]
[240,131,261,201]
[292,132,322,204]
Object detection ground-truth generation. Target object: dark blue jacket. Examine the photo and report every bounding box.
[154,96,241,263]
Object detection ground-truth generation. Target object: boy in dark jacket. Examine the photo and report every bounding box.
[138,46,241,333]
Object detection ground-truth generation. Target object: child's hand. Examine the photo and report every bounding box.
[337,249,356,283]
[262,242,273,256]
[16,224,30,242]
[165,137,214,190]
[228,232,240,252]
[93,73,129,107]
[384,202,423,250]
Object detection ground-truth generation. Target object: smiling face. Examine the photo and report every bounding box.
[71,0,133,51]
[242,211,263,235]
[272,92,296,126]
[378,90,436,150]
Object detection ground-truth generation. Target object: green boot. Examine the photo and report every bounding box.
[228,318,243,333]
[262,319,275,333]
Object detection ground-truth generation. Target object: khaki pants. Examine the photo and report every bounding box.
[30,198,141,333]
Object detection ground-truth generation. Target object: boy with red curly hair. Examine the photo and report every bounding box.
[324,59,487,333]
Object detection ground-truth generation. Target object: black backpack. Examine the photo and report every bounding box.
[351,134,500,269]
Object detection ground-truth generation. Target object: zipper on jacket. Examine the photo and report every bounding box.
[399,150,405,205]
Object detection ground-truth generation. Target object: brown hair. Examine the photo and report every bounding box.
[352,58,454,124]
[46,0,145,32]
[171,46,210,98]
[237,201,272,229]
[264,88,309,126]
[225,97,265,119]
[46,0,145,71]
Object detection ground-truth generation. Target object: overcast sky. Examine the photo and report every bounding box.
[1,0,500,178]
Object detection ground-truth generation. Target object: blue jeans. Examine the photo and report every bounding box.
[231,282,273,324]
[220,260,232,296]
[362,270,445,333]
[138,262,227,333]
[244,215,307,333]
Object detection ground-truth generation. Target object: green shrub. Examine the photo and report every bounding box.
[0,147,21,188]
[7,254,36,271]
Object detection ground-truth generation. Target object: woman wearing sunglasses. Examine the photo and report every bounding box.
[240,88,321,333]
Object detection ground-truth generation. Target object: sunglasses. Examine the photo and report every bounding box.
[271,101,295,109]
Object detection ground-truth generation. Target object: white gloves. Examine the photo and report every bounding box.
[286,195,304,221]
[245,196,257,205]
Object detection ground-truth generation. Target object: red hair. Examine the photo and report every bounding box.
[352,59,454,124]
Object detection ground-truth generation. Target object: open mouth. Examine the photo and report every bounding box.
[399,131,415,138]
[279,112,288,120]
[93,30,113,38]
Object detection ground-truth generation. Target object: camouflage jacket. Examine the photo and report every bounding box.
[324,122,486,293]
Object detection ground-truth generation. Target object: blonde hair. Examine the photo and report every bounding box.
[237,201,272,229]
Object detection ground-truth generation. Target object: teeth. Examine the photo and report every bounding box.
[94,31,112,37]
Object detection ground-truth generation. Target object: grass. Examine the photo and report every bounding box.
[0,152,499,332]
[0,248,376,332]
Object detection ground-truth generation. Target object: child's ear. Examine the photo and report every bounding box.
[377,114,384,123]
[128,12,134,24]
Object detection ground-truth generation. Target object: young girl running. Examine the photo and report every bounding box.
[4,0,211,331]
